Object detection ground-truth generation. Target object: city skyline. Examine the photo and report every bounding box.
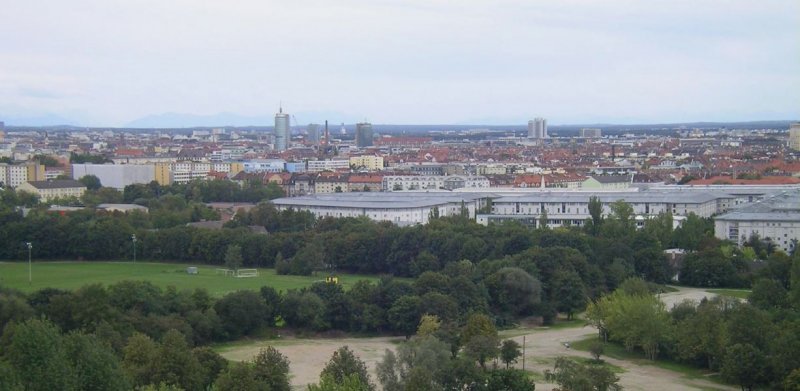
[1,1,798,127]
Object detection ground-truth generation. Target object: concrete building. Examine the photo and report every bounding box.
[478,191,721,229]
[307,123,321,145]
[580,128,602,138]
[314,174,349,193]
[382,175,490,191]
[72,164,155,190]
[789,123,800,151]
[349,156,384,171]
[274,106,290,151]
[17,180,87,201]
[243,159,286,173]
[307,159,350,173]
[714,189,800,253]
[211,148,246,161]
[582,175,632,190]
[271,192,489,225]
[0,163,31,187]
[356,122,374,148]
[154,162,244,185]
[528,117,547,139]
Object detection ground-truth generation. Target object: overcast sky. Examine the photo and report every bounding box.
[1,0,798,127]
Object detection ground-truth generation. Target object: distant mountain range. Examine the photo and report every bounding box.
[125,111,363,128]
[2,111,795,134]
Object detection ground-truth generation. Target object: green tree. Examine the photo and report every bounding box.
[376,336,451,391]
[461,313,500,369]
[551,357,621,391]
[123,333,158,388]
[499,340,521,369]
[791,252,800,309]
[720,344,768,391]
[387,295,422,338]
[416,314,441,337]
[213,362,261,391]
[308,373,372,391]
[551,269,587,319]
[252,346,291,391]
[5,319,76,391]
[78,175,102,191]
[224,244,244,272]
[485,267,541,319]
[214,290,267,338]
[151,329,204,391]
[319,346,374,390]
[587,195,603,236]
[749,278,789,310]
[64,331,130,391]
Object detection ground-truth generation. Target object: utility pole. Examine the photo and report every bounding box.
[26,242,32,285]
[131,234,137,264]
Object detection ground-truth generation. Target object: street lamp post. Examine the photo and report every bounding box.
[26,242,32,285]
[131,234,137,264]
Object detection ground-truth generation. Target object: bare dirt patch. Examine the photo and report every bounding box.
[218,287,736,390]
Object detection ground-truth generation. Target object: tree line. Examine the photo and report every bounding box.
[586,266,800,391]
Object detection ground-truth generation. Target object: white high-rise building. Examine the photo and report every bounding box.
[274,106,290,151]
[528,118,547,139]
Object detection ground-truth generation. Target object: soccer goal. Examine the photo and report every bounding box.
[215,268,235,276]
[236,269,259,278]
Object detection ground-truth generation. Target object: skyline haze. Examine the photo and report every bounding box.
[1,0,798,127]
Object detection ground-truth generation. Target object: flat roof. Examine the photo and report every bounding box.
[716,189,800,222]
[492,191,720,204]
[271,192,488,209]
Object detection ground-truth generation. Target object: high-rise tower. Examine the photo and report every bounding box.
[274,106,290,151]
[356,122,374,147]
[528,117,548,139]
[790,123,800,151]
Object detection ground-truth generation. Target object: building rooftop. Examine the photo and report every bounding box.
[25,180,86,189]
[494,190,721,204]
[272,192,488,209]
[715,189,800,222]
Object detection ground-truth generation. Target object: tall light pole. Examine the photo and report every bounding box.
[131,234,137,264]
[26,242,32,285]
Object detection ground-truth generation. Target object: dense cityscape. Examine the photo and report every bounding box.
[2,0,800,390]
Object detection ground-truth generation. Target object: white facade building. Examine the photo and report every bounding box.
[307,159,351,173]
[382,175,490,191]
[714,189,800,254]
[71,164,155,190]
[243,159,286,173]
[272,192,488,225]
[478,191,721,229]
[0,163,29,187]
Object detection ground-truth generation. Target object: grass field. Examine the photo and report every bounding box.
[705,288,751,300]
[570,336,724,383]
[0,261,386,296]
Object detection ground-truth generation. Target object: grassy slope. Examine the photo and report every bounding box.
[570,336,725,384]
[705,289,751,300]
[0,261,385,297]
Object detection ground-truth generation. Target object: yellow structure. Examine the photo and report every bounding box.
[25,162,46,182]
[789,123,800,151]
[17,180,86,202]
[154,163,171,185]
[349,156,384,171]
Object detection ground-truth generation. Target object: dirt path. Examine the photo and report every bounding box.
[219,286,736,390]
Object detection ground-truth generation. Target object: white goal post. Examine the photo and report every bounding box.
[235,269,259,278]
[215,268,235,276]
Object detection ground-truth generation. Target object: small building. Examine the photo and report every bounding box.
[582,175,632,190]
[17,180,87,202]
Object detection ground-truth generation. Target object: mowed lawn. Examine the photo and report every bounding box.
[0,261,385,296]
